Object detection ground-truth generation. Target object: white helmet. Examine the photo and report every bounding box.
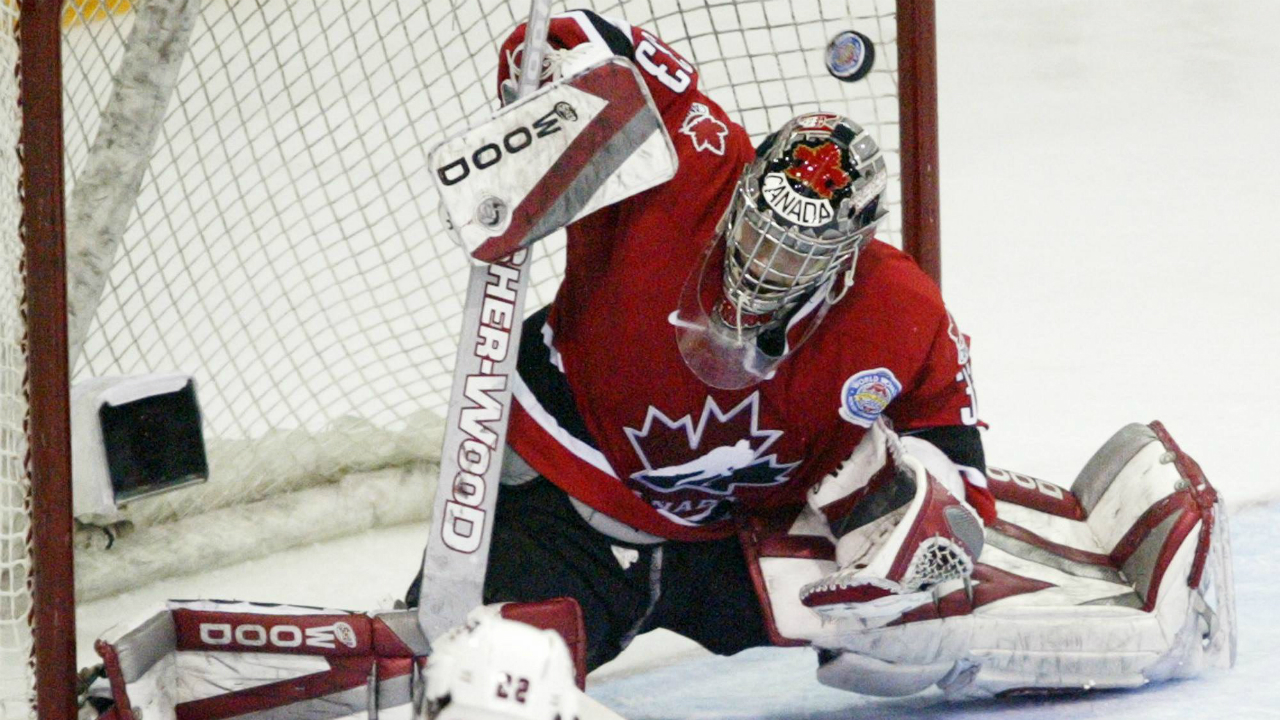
[675,112,888,389]
[423,606,579,720]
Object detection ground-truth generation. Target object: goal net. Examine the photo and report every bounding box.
[1,0,936,716]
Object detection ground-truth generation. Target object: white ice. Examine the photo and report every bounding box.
[77,1,1280,718]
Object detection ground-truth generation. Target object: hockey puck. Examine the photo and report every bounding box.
[826,30,875,82]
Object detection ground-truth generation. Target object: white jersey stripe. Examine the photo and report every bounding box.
[560,10,609,50]
[512,373,619,479]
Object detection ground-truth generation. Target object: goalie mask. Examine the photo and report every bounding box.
[424,606,579,720]
[675,112,888,389]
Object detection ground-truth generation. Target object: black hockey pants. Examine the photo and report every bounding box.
[407,477,772,671]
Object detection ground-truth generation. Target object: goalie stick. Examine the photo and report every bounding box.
[416,0,553,643]
[417,3,676,643]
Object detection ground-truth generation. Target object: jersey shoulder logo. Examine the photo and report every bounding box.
[679,102,728,156]
[839,367,901,427]
[623,393,799,524]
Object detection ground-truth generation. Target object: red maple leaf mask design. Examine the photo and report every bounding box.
[784,142,852,200]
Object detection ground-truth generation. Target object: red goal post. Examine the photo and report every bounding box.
[13,4,76,720]
[897,0,942,284]
[4,1,939,718]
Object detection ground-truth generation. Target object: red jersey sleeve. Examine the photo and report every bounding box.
[888,308,980,431]
[495,10,699,134]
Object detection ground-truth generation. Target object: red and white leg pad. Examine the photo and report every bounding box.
[88,597,589,720]
[742,422,1235,698]
[814,422,1236,697]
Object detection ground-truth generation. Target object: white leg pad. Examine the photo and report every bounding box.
[810,422,1235,698]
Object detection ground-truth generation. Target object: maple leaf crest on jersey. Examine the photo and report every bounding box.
[679,102,728,155]
[623,393,801,526]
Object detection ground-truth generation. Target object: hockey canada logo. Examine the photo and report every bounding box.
[762,138,860,227]
[839,368,901,427]
[680,102,728,156]
[624,393,799,525]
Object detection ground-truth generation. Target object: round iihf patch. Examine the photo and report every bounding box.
[839,368,901,427]
[826,30,875,83]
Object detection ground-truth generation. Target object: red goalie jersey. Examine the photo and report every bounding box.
[499,12,980,541]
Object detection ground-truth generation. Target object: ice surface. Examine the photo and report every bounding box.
[75,1,1280,718]
[936,0,1280,512]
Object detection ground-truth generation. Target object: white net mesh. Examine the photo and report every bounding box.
[53,0,909,603]
[0,1,914,712]
[0,1,31,715]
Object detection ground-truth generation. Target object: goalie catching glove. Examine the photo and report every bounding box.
[799,420,988,628]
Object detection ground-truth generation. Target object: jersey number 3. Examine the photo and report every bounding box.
[635,30,693,93]
[956,366,978,426]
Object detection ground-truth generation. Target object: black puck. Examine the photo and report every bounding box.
[826,30,875,83]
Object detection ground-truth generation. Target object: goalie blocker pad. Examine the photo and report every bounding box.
[90,597,587,720]
[429,54,677,264]
[740,421,1235,697]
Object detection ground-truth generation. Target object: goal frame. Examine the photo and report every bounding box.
[13,1,940,717]
[898,0,942,284]
[22,1,76,719]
